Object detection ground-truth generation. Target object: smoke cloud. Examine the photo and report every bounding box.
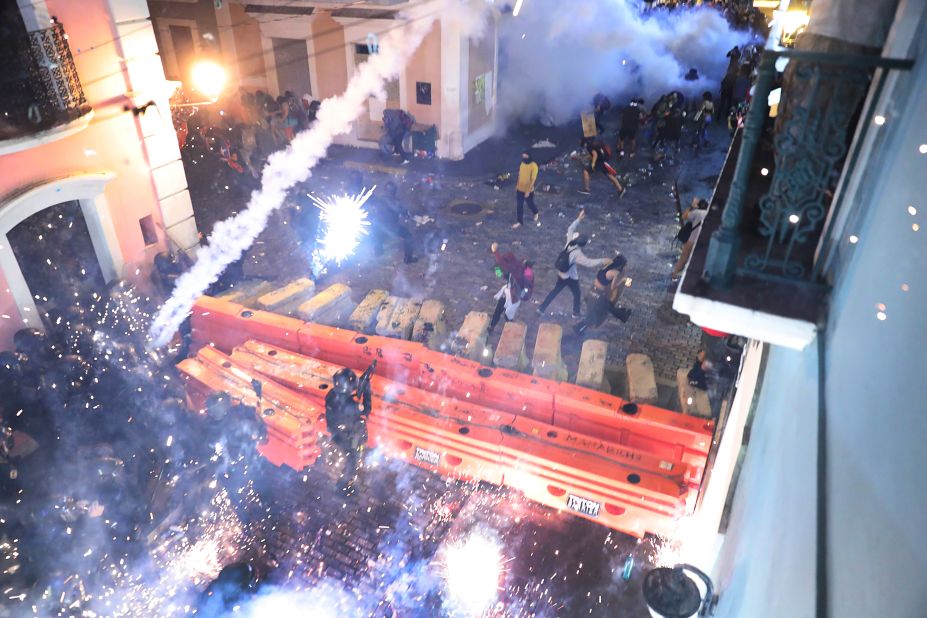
[498,0,752,125]
[148,0,490,348]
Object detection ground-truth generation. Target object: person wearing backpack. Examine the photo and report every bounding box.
[672,199,709,279]
[537,210,611,317]
[579,138,625,198]
[488,243,534,334]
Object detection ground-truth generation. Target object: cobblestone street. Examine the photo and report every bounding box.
[190,121,730,387]
[180,121,731,615]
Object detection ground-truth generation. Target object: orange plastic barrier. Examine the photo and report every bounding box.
[221,341,700,536]
[190,297,714,447]
[186,297,716,536]
[177,353,321,471]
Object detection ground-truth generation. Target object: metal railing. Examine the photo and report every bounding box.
[703,49,914,289]
[0,20,91,141]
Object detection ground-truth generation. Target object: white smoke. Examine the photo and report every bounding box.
[148,0,491,348]
[498,0,753,124]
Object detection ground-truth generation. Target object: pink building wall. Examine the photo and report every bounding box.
[0,0,197,350]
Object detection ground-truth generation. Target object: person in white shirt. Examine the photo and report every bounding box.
[538,210,611,317]
[672,199,709,279]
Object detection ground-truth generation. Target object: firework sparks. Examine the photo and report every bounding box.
[310,188,375,265]
[442,529,508,616]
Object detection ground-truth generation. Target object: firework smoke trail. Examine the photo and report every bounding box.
[148,1,486,348]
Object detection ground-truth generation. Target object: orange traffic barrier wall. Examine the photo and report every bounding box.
[191,297,713,447]
[221,341,700,536]
[187,297,714,536]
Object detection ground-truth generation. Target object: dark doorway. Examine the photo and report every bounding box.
[272,37,311,97]
[169,24,195,82]
[7,201,107,320]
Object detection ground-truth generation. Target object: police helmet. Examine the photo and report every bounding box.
[332,368,357,394]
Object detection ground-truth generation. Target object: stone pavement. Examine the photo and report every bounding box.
[259,439,658,617]
[190,122,728,385]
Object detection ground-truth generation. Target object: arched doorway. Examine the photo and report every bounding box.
[7,200,107,317]
[0,172,123,331]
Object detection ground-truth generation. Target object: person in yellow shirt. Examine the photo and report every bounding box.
[514,150,540,229]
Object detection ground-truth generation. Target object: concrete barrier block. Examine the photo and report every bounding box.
[378,298,422,340]
[297,283,355,325]
[216,279,275,307]
[348,289,389,333]
[626,353,659,404]
[576,339,610,392]
[532,323,568,382]
[453,311,491,361]
[493,322,529,371]
[411,299,447,348]
[676,369,712,418]
[256,277,317,315]
[374,297,400,335]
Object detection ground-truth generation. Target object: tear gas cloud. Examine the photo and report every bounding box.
[148,0,490,348]
[498,0,753,125]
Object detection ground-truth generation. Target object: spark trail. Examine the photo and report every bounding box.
[148,1,486,348]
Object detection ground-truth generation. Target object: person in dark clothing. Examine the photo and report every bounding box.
[381,109,414,163]
[574,253,632,335]
[687,350,712,390]
[579,138,625,197]
[726,45,742,74]
[662,108,685,155]
[617,98,645,157]
[325,364,374,493]
[593,93,612,133]
[719,72,736,118]
[488,242,534,333]
[372,182,417,263]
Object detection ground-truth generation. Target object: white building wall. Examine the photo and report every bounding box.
[712,3,927,615]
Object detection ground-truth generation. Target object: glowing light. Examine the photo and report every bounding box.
[788,214,800,224]
[914,224,921,232]
[191,60,227,101]
[902,283,910,292]
[919,144,927,154]
[310,188,374,264]
[849,235,859,244]
[512,0,525,17]
[778,9,810,37]
[443,531,505,615]
[907,205,917,216]
[760,168,769,176]
[874,115,885,126]
[877,311,887,321]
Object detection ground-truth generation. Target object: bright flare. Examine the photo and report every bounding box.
[443,531,505,616]
[310,188,374,264]
[191,60,226,101]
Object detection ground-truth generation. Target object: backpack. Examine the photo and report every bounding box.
[676,220,702,244]
[555,245,574,273]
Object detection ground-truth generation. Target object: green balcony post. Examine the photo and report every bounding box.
[704,53,778,288]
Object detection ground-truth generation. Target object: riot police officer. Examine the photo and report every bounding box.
[325,363,375,493]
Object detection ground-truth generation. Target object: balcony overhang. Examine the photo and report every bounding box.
[0,108,93,156]
[672,130,824,351]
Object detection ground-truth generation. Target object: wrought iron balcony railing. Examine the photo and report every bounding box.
[702,49,914,290]
[0,20,92,142]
